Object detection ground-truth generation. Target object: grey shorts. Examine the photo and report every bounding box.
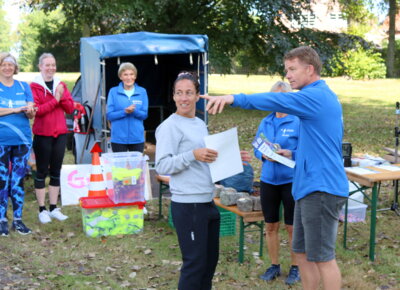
[292,191,347,262]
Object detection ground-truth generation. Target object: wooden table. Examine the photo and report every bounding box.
[214,197,265,263]
[156,175,170,219]
[344,164,400,261]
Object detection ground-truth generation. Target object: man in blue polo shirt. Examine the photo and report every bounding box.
[203,46,348,290]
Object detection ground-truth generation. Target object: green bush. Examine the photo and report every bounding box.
[328,48,386,80]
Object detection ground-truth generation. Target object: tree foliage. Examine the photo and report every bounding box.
[337,0,399,77]
[22,0,374,74]
[328,46,386,79]
[0,0,13,53]
[18,7,81,71]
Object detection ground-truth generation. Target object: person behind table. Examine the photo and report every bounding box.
[106,62,148,153]
[0,52,36,236]
[255,81,300,285]
[203,46,349,290]
[30,53,75,224]
[155,71,220,289]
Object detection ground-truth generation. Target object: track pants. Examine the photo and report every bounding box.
[171,201,220,290]
[0,144,31,220]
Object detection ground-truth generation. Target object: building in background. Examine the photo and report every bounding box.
[290,0,347,32]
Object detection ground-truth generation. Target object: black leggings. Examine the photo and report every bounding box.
[260,181,295,225]
[111,142,144,153]
[33,134,67,188]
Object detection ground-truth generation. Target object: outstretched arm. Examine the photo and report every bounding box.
[200,94,234,115]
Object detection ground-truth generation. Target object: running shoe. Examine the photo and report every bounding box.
[260,264,281,281]
[12,220,32,235]
[49,208,68,221]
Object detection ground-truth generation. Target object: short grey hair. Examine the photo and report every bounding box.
[38,53,55,65]
[270,81,292,93]
[118,62,137,78]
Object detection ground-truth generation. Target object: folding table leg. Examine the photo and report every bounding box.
[238,217,245,263]
[369,183,378,261]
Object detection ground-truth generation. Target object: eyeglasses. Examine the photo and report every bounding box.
[174,91,196,97]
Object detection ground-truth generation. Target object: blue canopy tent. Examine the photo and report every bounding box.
[75,32,209,163]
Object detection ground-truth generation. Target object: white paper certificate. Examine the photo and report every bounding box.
[252,137,296,168]
[204,127,244,183]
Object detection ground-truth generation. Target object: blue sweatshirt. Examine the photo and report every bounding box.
[234,80,348,201]
[254,113,299,185]
[0,80,33,145]
[106,82,148,144]
[155,113,214,203]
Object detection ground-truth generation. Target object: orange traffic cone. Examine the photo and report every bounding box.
[88,143,107,197]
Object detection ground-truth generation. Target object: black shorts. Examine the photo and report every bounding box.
[260,181,295,225]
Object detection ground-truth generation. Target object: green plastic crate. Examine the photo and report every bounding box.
[168,204,236,237]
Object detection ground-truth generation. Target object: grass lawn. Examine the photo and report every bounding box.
[1,73,399,289]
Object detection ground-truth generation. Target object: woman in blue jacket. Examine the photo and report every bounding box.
[106,62,148,153]
[255,81,301,285]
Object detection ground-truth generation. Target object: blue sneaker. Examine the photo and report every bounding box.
[0,220,9,237]
[260,264,281,281]
[12,220,32,235]
[285,265,301,285]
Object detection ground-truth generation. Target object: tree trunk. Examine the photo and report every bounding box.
[387,0,397,78]
[82,23,90,37]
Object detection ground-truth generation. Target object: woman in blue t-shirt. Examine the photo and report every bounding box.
[106,62,149,153]
[255,81,301,285]
[0,53,36,236]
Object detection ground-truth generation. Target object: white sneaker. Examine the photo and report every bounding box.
[49,208,68,221]
[38,210,52,224]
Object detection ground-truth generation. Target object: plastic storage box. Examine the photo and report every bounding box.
[80,196,145,237]
[340,203,368,223]
[101,152,146,204]
[168,205,237,237]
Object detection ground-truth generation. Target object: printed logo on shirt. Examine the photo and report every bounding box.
[16,92,24,95]
[0,98,26,108]
[281,128,294,137]
[0,97,8,107]
[132,100,143,105]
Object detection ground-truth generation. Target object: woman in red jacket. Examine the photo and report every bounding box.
[31,53,74,224]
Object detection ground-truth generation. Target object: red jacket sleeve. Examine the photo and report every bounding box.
[59,82,75,114]
[30,84,58,117]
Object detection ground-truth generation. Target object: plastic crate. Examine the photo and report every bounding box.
[80,196,145,237]
[101,152,146,204]
[218,207,237,237]
[168,205,236,237]
[339,203,368,223]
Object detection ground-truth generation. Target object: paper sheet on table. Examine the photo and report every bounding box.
[204,127,243,183]
[373,164,400,171]
[345,167,378,175]
[252,137,295,168]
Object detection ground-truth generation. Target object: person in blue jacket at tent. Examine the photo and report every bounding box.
[106,62,148,153]
[203,46,349,290]
[255,81,300,285]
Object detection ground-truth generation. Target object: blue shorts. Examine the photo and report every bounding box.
[292,191,347,262]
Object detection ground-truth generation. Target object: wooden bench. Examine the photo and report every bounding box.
[214,197,265,263]
[155,176,265,263]
[156,175,170,219]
